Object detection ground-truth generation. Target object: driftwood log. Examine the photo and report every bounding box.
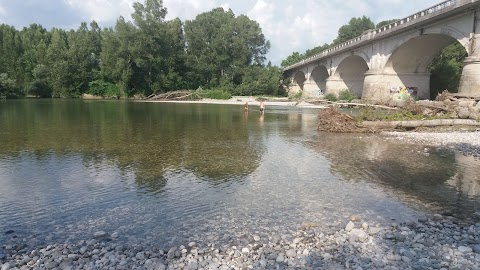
[360,119,480,129]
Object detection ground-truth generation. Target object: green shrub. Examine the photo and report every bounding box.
[289,91,303,100]
[338,89,357,102]
[87,80,123,98]
[204,89,232,100]
[324,93,337,102]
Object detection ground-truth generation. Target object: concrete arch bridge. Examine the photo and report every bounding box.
[284,0,480,103]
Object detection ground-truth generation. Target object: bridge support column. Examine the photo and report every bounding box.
[325,78,364,98]
[302,81,323,98]
[458,56,480,97]
[362,71,430,103]
[288,83,303,96]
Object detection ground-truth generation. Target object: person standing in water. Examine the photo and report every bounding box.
[259,100,265,113]
[244,102,249,111]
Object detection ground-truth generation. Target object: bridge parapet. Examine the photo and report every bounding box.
[284,0,471,72]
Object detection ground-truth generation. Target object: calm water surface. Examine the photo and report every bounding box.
[0,99,479,247]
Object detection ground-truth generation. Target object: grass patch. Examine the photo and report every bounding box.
[357,107,454,122]
[338,89,357,102]
[324,93,337,102]
[288,91,303,101]
[203,89,232,100]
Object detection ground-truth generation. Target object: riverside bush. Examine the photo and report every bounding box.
[338,89,357,102]
[325,93,337,102]
[204,89,232,100]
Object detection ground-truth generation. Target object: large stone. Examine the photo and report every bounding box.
[345,221,355,232]
[184,262,199,270]
[458,246,472,253]
[458,100,476,108]
[368,227,383,235]
[457,107,470,119]
[286,249,297,258]
[350,229,368,243]
[93,231,107,239]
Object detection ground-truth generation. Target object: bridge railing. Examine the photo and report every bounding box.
[283,0,460,71]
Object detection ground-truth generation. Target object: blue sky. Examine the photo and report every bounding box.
[0,0,442,65]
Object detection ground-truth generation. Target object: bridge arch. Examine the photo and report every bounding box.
[383,33,468,98]
[329,55,369,98]
[288,70,306,96]
[293,71,306,90]
[309,65,329,94]
[385,34,464,74]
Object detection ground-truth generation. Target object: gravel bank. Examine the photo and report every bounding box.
[384,131,480,157]
[2,215,480,270]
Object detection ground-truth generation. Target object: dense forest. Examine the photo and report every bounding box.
[0,1,467,100]
[0,0,284,99]
[281,16,467,98]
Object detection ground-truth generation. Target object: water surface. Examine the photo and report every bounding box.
[1,99,479,247]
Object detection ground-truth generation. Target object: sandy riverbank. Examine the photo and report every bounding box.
[142,96,328,109]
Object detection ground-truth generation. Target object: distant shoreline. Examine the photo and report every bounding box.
[140,96,328,109]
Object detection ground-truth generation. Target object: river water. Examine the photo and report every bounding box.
[1,99,479,248]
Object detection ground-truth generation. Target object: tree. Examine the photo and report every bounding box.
[66,22,102,96]
[0,73,20,98]
[333,16,375,45]
[429,42,467,97]
[29,64,51,97]
[184,8,270,89]
[376,19,398,29]
[46,28,71,97]
[304,43,330,58]
[281,52,303,68]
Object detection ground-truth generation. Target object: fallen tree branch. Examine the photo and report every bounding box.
[315,100,399,111]
[360,119,480,128]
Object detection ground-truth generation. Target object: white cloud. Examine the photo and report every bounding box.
[164,0,216,20]
[0,4,5,16]
[65,0,135,23]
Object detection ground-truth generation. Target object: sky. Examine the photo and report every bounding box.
[0,0,442,65]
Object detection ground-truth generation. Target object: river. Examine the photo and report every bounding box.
[0,99,479,248]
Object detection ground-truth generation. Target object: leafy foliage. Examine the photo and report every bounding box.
[338,89,357,102]
[333,16,375,45]
[0,0,284,99]
[376,19,398,28]
[203,89,232,100]
[429,43,467,97]
[324,93,337,102]
[0,73,22,99]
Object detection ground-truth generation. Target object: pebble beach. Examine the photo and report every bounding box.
[2,213,480,270]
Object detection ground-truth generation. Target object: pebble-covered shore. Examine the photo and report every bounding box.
[385,131,480,157]
[2,214,480,270]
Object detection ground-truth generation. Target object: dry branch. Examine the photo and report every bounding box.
[360,119,480,129]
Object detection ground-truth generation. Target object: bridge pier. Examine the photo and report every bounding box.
[458,56,480,97]
[325,78,364,98]
[302,81,323,98]
[362,71,430,103]
[289,83,303,96]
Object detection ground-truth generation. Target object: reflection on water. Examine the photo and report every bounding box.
[306,133,480,217]
[0,100,479,247]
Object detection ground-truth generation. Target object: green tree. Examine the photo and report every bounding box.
[29,64,51,97]
[281,52,303,68]
[184,8,270,89]
[46,28,71,97]
[376,19,398,28]
[304,43,330,58]
[429,42,467,97]
[0,73,20,98]
[333,16,375,45]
